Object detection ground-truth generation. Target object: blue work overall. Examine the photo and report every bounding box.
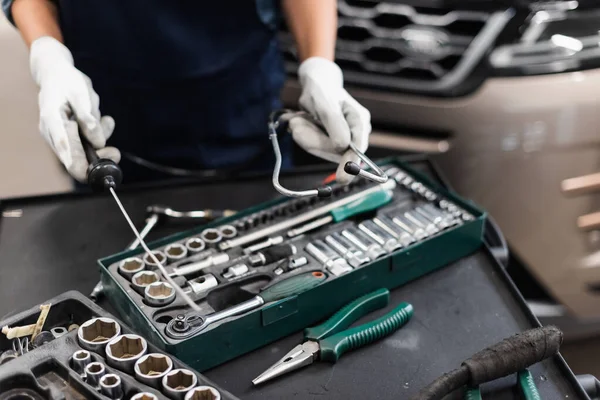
[57,0,290,183]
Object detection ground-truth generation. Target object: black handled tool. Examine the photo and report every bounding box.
[77,125,123,192]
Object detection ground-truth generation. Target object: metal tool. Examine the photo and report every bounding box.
[253,288,413,385]
[99,374,123,400]
[223,264,250,279]
[77,318,121,354]
[165,243,188,263]
[50,326,68,338]
[372,216,415,247]
[132,393,158,400]
[162,369,198,400]
[144,251,168,269]
[248,243,297,267]
[243,236,284,255]
[273,256,309,275]
[146,205,236,223]
[201,229,222,247]
[72,350,92,376]
[290,257,309,269]
[405,210,439,236]
[269,110,388,198]
[305,241,353,276]
[84,362,106,388]
[218,225,237,239]
[391,214,428,241]
[118,257,145,280]
[185,386,221,400]
[166,271,327,339]
[145,282,176,307]
[325,233,370,268]
[134,353,173,388]
[220,179,396,250]
[358,220,403,253]
[185,237,206,254]
[106,334,148,373]
[287,216,333,238]
[169,253,229,277]
[132,271,160,295]
[342,228,387,260]
[185,274,219,295]
[422,203,459,226]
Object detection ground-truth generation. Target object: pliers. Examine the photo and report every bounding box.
[252,288,413,385]
[465,369,541,400]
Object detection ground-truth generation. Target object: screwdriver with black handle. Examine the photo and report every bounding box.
[77,121,203,312]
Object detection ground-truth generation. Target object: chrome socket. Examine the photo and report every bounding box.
[415,206,451,230]
[218,225,237,239]
[162,369,198,400]
[341,229,387,260]
[118,257,145,280]
[391,214,428,241]
[165,243,188,263]
[134,353,173,389]
[200,229,222,247]
[404,211,439,236]
[131,393,159,400]
[358,221,403,253]
[145,282,176,307]
[185,274,218,295]
[132,271,160,295]
[372,216,416,247]
[84,362,106,388]
[77,318,121,354]
[144,251,168,269]
[325,232,370,268]
[185,237,206,254]
[171,253,229,277]
[72,350,92,376]
[222,264,249,279]
[99,373,123,400]
[305,241,353,277]
[106,334,148,373]
[185,386,221,400]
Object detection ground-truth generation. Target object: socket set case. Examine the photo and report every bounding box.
[99,158,486,371]
[0,291,236,400]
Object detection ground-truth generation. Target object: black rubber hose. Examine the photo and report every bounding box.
[411,326,563,400]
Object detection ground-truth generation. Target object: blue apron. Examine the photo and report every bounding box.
[58,0,290,182]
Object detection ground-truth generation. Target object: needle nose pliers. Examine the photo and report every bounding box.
[252,288,414,385]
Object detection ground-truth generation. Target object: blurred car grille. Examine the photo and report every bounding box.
[279,1,514,97]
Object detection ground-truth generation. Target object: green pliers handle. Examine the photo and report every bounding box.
[306,288,413,363]
[464,370,541,400]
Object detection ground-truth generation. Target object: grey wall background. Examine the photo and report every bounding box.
[0,14,70,198]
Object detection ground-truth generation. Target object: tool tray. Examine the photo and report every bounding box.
[99,158,486,371]
[0,291,236,400]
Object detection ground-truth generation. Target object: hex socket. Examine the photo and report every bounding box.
[105,334,148,374]
[131,393,159,400]
[185,237,206,254]
[77,318,121,354]
[145,282,176,307]
[118,257,145,280]
[200,229,222,247]
[165,243,188,263]
[218,225,237,239]
[100,373,123,400]
[72,350,92,376]
[131,270,160,295]
[162,369,198,400]
[143,251,167,269]
[85,362,106,388]
[185,386,221,400]
[134,353,173,388]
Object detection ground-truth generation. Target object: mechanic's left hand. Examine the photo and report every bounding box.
[290,57,371,184]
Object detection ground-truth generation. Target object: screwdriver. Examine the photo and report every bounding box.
[77,123,202,312]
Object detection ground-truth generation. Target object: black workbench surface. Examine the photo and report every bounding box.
[0,160,586,399]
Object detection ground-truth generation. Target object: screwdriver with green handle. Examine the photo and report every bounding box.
[165,271,328,339]
[252,288,414,385]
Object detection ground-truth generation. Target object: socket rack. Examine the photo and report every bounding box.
[100,159,486,371]
[0,291,236,400]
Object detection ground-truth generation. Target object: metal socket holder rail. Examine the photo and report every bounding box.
[99,159,485,371]
[0,291,236,400]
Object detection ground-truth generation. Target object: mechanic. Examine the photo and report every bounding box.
[2,0,371,185]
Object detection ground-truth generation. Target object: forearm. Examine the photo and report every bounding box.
[11,0,62,47]
[282,0,337,61]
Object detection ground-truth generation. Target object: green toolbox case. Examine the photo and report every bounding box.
[98,158,486,371]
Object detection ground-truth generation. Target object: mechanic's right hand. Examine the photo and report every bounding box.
[29,36,120,183]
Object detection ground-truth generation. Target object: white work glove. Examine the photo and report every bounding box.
[290,57,371,184]
[30,36,120,182]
